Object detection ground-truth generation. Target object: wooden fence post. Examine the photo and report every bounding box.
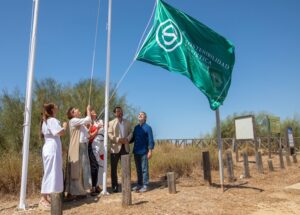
[284,131,292,167]
[167,172,176,194]
[286,154,292,166]
[51,193,62,215]
[256,151,263,173]
[278,144,285,169]
[202,151,212,185]
[226,151,235,182]
[243,152,250,178]
[268,159,274,172]
[233,139,239,162]
[121,154,132,206]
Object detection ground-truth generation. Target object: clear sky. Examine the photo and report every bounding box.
[0,0,299,139]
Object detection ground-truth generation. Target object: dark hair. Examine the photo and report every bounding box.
[113,106,122,113]
[140,111,147,118]
[67,107,74,119]
[40,103,56,139]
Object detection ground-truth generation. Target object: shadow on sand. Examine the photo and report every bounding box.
[211,182,264,192]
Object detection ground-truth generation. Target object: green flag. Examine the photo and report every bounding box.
[136,0,235,110]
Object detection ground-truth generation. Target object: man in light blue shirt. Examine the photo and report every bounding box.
[131,112,155,192]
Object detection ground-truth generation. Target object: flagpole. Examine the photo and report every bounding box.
[19,0,40,209]
[101,0,112,195]
[215,108,224,191]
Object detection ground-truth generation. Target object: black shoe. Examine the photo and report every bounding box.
[90,187,98,196]
[64,193,76,202]
[75,195,87,200]
[90,191,98,196]
[95,186,102,194]
[112,186,119,193]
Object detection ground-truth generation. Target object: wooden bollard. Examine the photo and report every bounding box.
[167,172,176,194]
[121,154,132,206]
[286,154,292,166]
[233,139,239,162]
[202,151,212,185]
[226,151,235,182]
[235,147,239,163]
[268,135,272,159]
[279,147,285,169]
[292,154,298,163]
[51,193,62,215]
[255,152,263,173]
[268,159,274,172]
[243,152,250,178]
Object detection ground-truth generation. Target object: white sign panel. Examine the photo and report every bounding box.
[287,127,294,147]
[235,116,255,140]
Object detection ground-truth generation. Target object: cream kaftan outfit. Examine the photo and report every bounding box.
[65,116,92,196]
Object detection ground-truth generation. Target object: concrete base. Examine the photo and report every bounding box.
[284,183,300,194]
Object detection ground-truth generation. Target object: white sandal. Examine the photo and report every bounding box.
[39,199,51,211]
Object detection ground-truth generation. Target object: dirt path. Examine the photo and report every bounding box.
[1,155,300,215]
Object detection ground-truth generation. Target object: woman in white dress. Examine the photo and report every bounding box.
[65,105,92,198]
[40,103,67,210]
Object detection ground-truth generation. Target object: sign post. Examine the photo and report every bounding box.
[286,127,295,155]
[235,115,260,170]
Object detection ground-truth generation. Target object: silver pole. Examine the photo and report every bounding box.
[216,108,224,191]
[19,0,40,209]
[101,0,112,195]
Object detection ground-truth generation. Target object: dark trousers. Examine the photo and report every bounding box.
[110,145,128,189]
[88,142,99,187]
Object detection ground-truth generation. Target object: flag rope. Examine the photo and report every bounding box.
[96,0,157,119]
[88,0,101,106]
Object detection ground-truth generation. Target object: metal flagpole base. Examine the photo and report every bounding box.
[17,203,28,210]
[100,190,110,196]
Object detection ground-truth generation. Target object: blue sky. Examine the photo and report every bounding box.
[0,0,299,139]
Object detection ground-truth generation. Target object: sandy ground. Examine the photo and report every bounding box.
[1,154,300,215]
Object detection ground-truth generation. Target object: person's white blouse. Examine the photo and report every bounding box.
[69,116,91,143]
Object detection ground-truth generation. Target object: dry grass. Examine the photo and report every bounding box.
[2,152,300,215]
[240,144,256,156]
[0,151,42,195]
[0,143,228,195]
[150,143,201,178]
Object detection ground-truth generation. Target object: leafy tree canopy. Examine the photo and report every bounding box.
[0,78,138,153]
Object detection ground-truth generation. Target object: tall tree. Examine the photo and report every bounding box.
[0,78,138,153]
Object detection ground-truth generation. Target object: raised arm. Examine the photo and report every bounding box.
[70,105,92,127]
[70,116,92,127]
